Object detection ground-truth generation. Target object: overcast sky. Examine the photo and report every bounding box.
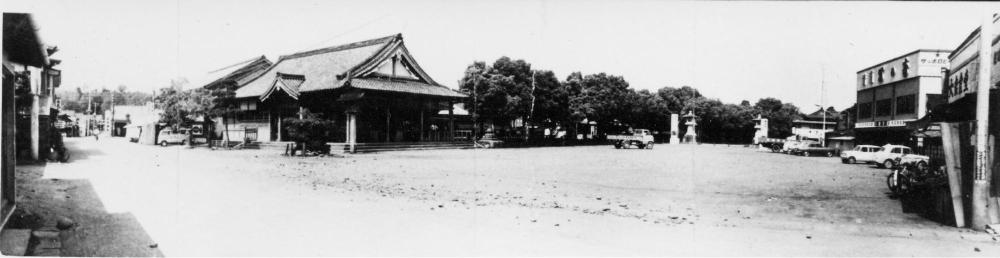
[4,0,998,110]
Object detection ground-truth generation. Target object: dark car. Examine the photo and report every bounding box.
[791,143,837,157]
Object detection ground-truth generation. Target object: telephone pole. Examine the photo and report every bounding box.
[971,12,995,230]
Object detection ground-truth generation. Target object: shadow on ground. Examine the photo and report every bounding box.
[11,137,163,257]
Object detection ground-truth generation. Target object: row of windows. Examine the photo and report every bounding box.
[858,94,916,119]
[860,58,911,87]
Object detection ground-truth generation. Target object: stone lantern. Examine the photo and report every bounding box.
[683,111,697,144]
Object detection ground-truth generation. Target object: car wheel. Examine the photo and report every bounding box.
[883,159,895,169]
[614,144,622,149]
[646,142,654,150]
[826,152,834,157]
[160,141,168,147]
[848,157,856,164]
[181,140,187,145]
[803,151,810,157]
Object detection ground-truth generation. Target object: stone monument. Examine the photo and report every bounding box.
[752,114,768,145]
[669,113,680,144]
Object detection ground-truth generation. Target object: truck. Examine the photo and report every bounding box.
[608,129,655,149]
[758,138,787,152]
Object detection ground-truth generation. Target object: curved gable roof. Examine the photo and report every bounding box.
[236,34,397,98]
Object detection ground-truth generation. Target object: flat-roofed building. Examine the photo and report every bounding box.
[855,49,950,145]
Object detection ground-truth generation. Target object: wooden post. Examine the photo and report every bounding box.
[346,109,357,153]
[971,12,994,230]
[448,100,455,141]
[30,94,39,160]
[277,112,282,142]
[942,122,966,227]
[385,102,391,142]
[419,100,425,142]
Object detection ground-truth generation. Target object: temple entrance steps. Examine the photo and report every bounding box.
[327,141,473,153]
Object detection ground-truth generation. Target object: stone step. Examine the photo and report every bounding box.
[0,229,31,256]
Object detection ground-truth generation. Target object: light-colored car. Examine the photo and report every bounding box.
[157,128,188,146]
[839,145,883,164]
[783,141,817,154]
[871,144,929,169]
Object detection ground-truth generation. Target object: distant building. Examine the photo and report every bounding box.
[791,108,839,142]
[107,102,160,137]
[854,49,950,145]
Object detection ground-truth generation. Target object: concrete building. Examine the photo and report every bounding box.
[854,49,950,145]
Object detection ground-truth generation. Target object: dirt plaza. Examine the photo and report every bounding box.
[14,137,999,256]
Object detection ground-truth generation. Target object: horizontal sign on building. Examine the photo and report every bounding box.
[855,119,911,129]
[857,50,950,91]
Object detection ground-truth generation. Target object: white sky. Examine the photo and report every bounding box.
[3,0,998,110]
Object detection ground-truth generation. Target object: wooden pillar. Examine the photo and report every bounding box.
[448,100,455,141]
[385,101,391,142]
[346,109,357,153]
[276,111,282,142]
[419,99,425,142]
[30,94,39,160]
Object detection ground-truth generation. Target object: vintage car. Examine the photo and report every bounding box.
[157,128,189,146]
[871,144,929,169]
[839,145,883,164]
[790,142,838,157]
[783,140,817,154]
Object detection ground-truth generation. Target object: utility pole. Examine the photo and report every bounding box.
[472,68,479,142]
[818,66,827,147]
[971,12,995,230]
[526,70,536,142]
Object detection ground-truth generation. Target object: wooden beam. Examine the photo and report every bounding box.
[941,122,966,227]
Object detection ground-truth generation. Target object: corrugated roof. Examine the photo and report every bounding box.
[349,78,465,98]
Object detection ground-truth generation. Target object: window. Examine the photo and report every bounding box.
[902,148,912,154]
[895,94,916,115]
[892,148,902,154]
[858,102,873,119]
[875,99,892,117]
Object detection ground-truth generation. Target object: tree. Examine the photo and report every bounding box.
[753,97,802,139]
[569,72,633,134]
[458,57,534,130]
[154,79,211,129]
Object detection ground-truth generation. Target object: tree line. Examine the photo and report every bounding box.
[459,57,806,143]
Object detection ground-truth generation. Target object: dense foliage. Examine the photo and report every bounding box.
[282,110,339,152]
[458,56,807,143]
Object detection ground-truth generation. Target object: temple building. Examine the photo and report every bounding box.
[231,34,468,152]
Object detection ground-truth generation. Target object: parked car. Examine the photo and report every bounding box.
[839,145,883,164]
[784,140,817,154]
[871,144,929,169]
[790,143,838,157]
[157,128,189,146]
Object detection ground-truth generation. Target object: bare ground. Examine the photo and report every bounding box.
[13,137,1000,256]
